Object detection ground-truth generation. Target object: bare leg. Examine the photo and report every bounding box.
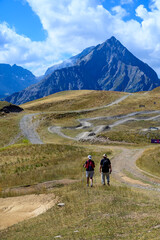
[87,177,89,186]
[90,178,93,187]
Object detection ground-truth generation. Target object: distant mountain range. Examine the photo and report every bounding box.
[0,64,37,98]
[3,36,160,105]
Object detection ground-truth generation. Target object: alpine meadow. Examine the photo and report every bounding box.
[1,1,160,238]
[0,88,160,240]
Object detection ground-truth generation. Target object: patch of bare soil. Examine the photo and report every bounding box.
[0,193,58,230]
[121,176,150,186]
[3,179,77,195]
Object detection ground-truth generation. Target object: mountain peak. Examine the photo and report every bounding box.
[108,36,117,42]
[4,37,160,104]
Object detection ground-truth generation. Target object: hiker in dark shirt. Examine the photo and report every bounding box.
[83,155,95,187]
[100,154,112,186]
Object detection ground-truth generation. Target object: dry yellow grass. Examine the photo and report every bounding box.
[0,113,23,148]
[21,90,92,109]
[21,90,126,112]
[0,101,10,109]
[1,90,160,239]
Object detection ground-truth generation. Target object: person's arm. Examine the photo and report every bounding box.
[99,164,102,173]
[109,163,112,173]
[99,159,102,173]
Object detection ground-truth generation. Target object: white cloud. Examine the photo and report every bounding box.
[111,5,128,18]
[136,5,149,20]
[0,0,160,78]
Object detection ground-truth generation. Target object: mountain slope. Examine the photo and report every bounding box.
[4,36,160,105]
[0,64,37,98]
[45,46,94,76]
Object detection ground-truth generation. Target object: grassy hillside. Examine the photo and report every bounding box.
[137,146,160,177]
[0,144,105,190]
[21,89,160,116]
[1,90,160,239]
[1,174,160,239]
[21,90,126,112]
[0,113,24,148]
[17,88,160,147]
[0,101,10,109]
[0,144,160,240]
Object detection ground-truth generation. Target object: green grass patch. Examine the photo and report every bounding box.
[137,147,160,177]
[0,144,112,190]
[99,130,150,144]
[0,113,23,148]
[61,128,88,138]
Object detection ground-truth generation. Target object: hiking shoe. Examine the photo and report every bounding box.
[107,182,110,186]
[91,184,93,187]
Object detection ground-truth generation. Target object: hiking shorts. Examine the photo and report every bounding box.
[86,171,94,178]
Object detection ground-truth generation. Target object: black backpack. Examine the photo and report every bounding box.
[102,158,110,172]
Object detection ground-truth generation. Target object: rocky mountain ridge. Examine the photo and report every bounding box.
[3,36,160,105]
[0,64,37,98]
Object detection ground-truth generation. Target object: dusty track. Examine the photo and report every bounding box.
[0,193,58,230]
[111,146,160,191]
[20,113,43,144]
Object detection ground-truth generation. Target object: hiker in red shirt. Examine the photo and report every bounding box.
[83,155,95,187]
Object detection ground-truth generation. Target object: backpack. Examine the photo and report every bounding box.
[102,158,110,172]
[85,160,95,171]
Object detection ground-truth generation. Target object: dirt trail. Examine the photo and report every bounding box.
[0,193,58,230]
[111,146,160,191]
[20,114,43,144]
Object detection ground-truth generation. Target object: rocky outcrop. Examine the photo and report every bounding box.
[0,104,23,113]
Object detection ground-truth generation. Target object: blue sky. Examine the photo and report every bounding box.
[0,0,46,41]
[0,0,160,77]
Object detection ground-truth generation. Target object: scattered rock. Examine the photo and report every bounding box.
[153,224,160,229]
[57,203,65,207]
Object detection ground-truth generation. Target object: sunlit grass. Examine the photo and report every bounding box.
[0,113,23,148]
[1,90,160,239]
[1,182,160,240]
[21,90,126,112]
[0,101,10,109]
[137,146,160,177]
[0,144,112,190]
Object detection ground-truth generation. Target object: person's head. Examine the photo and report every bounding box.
[103,154,107,158]
[88,155,92,160]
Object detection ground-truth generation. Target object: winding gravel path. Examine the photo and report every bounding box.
[111,147,160,192]
[48,110,160,141]
[20,113,43,144]
[19,94,160,192]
